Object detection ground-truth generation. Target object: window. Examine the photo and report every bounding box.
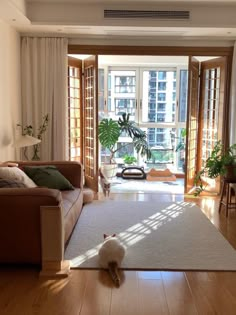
[114,76,135,93]
[99,66,187,173]
[157,113,166,122]
[115,98,135,116]
[98,69,105,113]
[149,103,156,109]
[158,82,166,90]
[149,82,157,89]
[179,70,188,122]
[107,70,136,120]
[158,93,166,101]
[158,71,167,80]
[157,103,166,111]
[149,92,156,100]
[116,142,134,158]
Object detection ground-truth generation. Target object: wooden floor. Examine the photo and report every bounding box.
[1,192,236,315]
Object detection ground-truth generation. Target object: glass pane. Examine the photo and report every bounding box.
[68,65,81,162]
[115,98,135,119]
[179,70,188,122]
[142,70,176,123]
[144,127,176,169]
[201,66,221,168]
[98,69,105,115]
[107,70,136,121]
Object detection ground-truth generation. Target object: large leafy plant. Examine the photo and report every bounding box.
[194,140,236,196]
[98,113,151,164]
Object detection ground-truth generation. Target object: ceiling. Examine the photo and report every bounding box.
[25,0,236,3]
[1,0,236,42]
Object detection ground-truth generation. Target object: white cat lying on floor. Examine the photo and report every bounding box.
[98,234,125,287]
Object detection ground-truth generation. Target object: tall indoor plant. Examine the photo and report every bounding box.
[98,113,151,177]
[194,140,236,196]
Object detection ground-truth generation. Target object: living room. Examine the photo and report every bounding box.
[1,0,236,314]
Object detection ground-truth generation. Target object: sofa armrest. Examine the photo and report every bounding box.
[0,188,63,264]
[13,160,84,189]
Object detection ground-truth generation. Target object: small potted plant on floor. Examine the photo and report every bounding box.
[98,113,151,178]
[194,140,236,196]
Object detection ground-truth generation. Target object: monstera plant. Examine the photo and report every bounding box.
[98,113,151,177]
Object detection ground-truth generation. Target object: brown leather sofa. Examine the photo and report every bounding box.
[0,161,83,273]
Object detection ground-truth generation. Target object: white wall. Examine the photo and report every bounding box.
[0,19,21,161]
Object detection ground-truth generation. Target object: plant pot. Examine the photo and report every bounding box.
[100,163,117,179]
[224,164,236,180]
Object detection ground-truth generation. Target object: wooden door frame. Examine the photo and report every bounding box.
[185,56,200,193]
[83,56,99,192]
[68,45,233,57]
[68,57,83,162]
[68,45,233,188]
[197,57,227,170]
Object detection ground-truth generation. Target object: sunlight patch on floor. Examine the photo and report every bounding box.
[70,201,190,266]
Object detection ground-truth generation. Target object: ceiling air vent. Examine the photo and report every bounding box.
[104,9,190,20]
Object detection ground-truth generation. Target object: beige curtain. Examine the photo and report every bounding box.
[230,42,236,145]
[21,37,68,160]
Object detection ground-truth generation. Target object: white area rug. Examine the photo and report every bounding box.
[65,200,236,271]
[107,178,184,194]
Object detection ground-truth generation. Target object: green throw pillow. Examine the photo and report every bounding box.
[23,165,74,190]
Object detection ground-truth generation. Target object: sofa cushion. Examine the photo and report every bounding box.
[0,178,27,188]
[61,189,81,217]
[24,165,74,190]
[0,167,37,188]
[61,188,83,243]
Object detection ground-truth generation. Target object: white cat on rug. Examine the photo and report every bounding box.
[98,234,125,287]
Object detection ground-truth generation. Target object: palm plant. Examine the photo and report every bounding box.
[194,140,236,196]
[98,113,151,164]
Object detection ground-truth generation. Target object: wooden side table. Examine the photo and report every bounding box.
[218,177,236,217]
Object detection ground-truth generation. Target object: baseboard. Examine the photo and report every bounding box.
[39,260,71,279]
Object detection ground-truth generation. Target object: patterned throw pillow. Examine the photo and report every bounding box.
[0,167,37,188]
[0,178,27,188]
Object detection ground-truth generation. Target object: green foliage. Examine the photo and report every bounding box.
[98,113,151,164]
[37,114,49,140]
[175,128,187,152]
[98,119,120,149]
[194,140,236,196]
[17,114,49,160]
[123,155,137,165]
[17,114,49,140]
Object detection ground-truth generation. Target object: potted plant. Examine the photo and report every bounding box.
[17,114,49,160]
[123,155,137,166]
[98,113,151,178]
[194,140,236,196]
